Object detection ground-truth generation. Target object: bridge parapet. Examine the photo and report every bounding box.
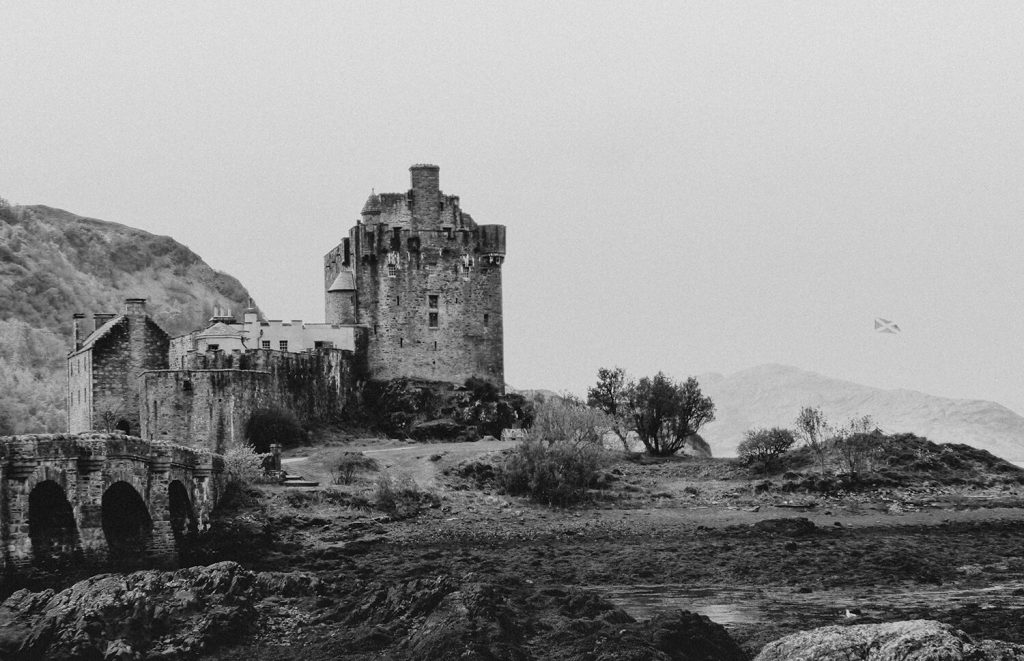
[0,433,227,577]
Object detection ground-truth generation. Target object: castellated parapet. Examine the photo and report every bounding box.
[323,164,507,391]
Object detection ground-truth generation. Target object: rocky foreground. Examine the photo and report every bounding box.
[5,440,1024,659]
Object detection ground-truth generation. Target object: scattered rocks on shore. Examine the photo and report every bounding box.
[754,620,1024,661]
[0,561,319,660]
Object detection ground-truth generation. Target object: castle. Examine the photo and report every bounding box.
[67,164,506,451]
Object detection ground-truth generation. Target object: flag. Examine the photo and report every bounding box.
[874,318,900,334]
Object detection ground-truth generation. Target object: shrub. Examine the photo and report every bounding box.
[738,427,796,473]
[530,398,609,445]
[499,438,611,506]
[223,444,272,487]
[372,471,437,519]
[332,452,379,485]
[625,373,715,457]
[245,407,305,452]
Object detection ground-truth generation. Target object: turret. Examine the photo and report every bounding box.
[479,224,506,265]
[326,268,357,324]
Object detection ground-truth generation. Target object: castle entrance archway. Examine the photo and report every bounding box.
[28,480,80,568]
[101,481,152,567]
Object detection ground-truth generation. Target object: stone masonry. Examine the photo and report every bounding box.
[0,433,225,579]
[323,164,507,390]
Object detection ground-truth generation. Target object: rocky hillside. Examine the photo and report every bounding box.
[699,364,1024,462]
[0,202,255,433]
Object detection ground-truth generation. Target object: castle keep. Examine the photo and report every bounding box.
[324,164,506,390]
[67,164,507,449]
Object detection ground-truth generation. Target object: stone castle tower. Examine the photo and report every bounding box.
[323,164,506,390]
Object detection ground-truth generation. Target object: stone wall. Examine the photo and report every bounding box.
[0,433,224,577]
[140,346,366,451]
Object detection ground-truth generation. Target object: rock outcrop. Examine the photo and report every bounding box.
[755,620,1024,661]
[0,561,318,660]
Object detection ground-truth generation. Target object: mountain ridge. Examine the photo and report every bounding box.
[696,363,1024,461]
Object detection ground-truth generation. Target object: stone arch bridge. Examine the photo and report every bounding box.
[0,433,226,576]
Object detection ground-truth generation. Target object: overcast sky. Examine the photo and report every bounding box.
[3,2,1024,412]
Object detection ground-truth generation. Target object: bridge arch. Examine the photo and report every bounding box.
[101,480,152,568]
[168,479,197,539]
[28,480,80,568]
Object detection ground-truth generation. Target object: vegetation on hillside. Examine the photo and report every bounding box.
[0,200,255,433]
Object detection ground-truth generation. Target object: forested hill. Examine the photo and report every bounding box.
[0,201,256,433]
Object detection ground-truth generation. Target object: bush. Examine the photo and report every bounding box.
[738,427,796,472]
[372,471,437,519]
[499,438,611,506]
[245,407,305,452]
[625,373,715,457]
[223,444,272,487]
[332,452,379,485]
[530,398,609,445]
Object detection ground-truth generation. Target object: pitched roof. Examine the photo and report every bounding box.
[196,322,243,338]
[76,315,127,352]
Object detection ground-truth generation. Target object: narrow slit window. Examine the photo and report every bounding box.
[396,295,400,306]
[484,313,489,327]
[399,337,404,348]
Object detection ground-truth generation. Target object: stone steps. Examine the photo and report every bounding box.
[281,471,319,488]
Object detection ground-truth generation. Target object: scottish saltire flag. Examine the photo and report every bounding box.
[874,318,900,334]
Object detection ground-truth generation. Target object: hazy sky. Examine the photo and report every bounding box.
[3,2,1024,412]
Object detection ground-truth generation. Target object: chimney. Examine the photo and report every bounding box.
[409,163,441,227]
[93,313,116,331]
[124,298,147,317]
[72,313,86,350]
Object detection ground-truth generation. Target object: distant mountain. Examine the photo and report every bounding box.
[0,202,256,433]
[698,364,1024,462]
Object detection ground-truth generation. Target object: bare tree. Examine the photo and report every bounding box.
[794,406,831,474]
[833,415,882,477]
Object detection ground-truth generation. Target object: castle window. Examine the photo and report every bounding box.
[387,264,397,278]
[261,340,271,349]
[429,312,439,328]
[315,341,333,349]
[396,295,401,306]
[207,344,219,352]
[433,340,437,351]
[484,313,489,327]
[428,295,438,309]
[374,324,378,335]
[279,340,288,351]
[399,337,404,347]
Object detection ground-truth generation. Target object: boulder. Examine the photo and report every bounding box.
[755,620,1024,661]
[0,561,318,660]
